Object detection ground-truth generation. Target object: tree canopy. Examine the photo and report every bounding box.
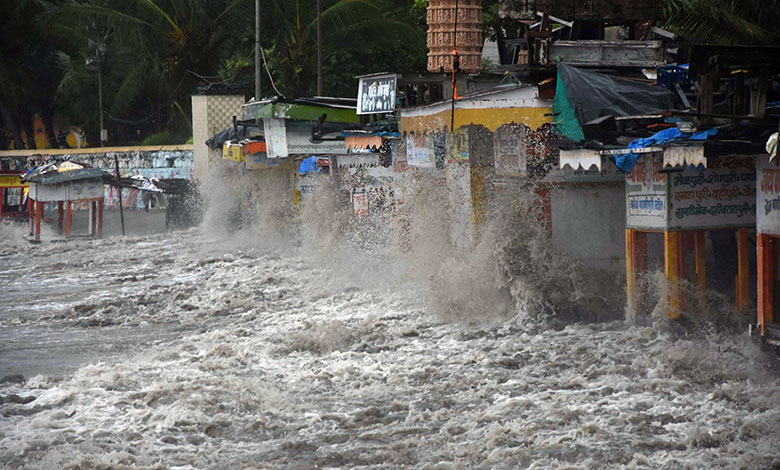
[2,0,777,149]
[0,0,427,148]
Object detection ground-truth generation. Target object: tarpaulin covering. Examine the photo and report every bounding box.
[206,126,249,150]
[552,70,585,142]
[554,63,678,142]
[615,127,718,173]
[298,156,322,175]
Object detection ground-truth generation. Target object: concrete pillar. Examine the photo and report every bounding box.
[664,230,681,319]
[758,233,774,335]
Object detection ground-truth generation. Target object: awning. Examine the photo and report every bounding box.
[663,145,707,169]
[559,149,603,171]
[558,146,662,171]
[560,144,714,172]
[345,135,382,151]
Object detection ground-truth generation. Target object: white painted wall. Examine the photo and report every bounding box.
[551,184,626,270]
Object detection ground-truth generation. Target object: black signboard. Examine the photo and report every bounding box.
[357,74,396,115]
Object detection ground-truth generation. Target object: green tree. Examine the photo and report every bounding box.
[0,0,63,149]
[45,0,253,144]
[662,0,780,45]
[260,0,425,98]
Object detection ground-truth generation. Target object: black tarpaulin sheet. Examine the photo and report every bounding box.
[205,126,249,150]
[557,63,678,125]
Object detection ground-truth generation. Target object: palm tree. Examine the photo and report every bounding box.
[0,0,62,149]
[262,0,425,98]
[662,0,780,45]
[44,0,253,143]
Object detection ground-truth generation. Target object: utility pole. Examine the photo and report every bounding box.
[255,0,262,101]
[317,0,322,96]
[98,60,105,147]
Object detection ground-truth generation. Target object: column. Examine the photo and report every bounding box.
[626,229,647,312]
[664,231,681,319]
[57,201,64,235]
[65,201,72,238]
[694,230,707,313]
[97,199,104,238]
[757,233,774,335]
[737,228,750,312]
[28,198,34,236]
[34,201,43,240]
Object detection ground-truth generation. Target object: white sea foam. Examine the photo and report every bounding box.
[1,164,779,468]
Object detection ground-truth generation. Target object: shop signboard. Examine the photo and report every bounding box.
[0,174,27,188]
[352,187,369,217]
[626,153,667,230]
[668,155,755,229]
[493,124,526,176]
[757,156,780,236]
[357,74,396,115]
[406,134,435,169]
[449,127,470,161]
[626,153,756,230]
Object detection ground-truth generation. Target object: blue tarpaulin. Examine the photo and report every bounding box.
[615,128,718,173]
[298,156,321,175]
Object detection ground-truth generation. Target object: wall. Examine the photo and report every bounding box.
[551,184,626,270]
[191,94,245,180]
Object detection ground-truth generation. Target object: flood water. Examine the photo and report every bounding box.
[1,216,779,469]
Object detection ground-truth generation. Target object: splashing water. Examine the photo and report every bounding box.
[1,164,779,469]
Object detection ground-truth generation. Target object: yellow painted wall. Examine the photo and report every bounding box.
[401,106,553,135]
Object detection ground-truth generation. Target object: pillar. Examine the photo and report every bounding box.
[737,228,750,312]
[470,165,486,244]
[57,201,64,235]
[757,233,774,335]
[97,199,104,238]
[664,231,681,319]
[626,229,647,312]
[34,201,43,240]
[694,230,707,313]
[28,198,34,236]
[65,201,72,238]
[0,188,4,221]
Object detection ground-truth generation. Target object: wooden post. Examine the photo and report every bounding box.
[757,234,774,335]
[65,201,72,238]
[28,198,34,235]
[97,199,104,238]
[91,200,98,236]
[34,201,43,240]
[694,230,707,313]
[57,201,64,235]
[700,72,715,115]
[737,228,750,312]
[665,231,681,319]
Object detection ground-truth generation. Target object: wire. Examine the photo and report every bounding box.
[260,45,283,97]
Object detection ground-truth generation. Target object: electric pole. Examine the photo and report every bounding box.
[255,0,262,100]
[317,0,322,96]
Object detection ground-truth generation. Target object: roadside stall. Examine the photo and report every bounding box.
[620,144,756,317]
[755,132,780,347]
[24,163,107,241]
[0,171,28,222]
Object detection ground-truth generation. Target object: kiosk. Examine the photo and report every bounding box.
[26,168,106,241]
